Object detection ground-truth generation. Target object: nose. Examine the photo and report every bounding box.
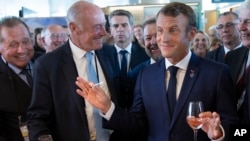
[16,44,27,53]
[151,35,157,44]
[117,25,124,31]
[100,25,107,36]
[238,22,247,31]
[162,32,170,42]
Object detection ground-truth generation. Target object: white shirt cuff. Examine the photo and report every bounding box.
[100,102,115,120]
[211,125,225,141]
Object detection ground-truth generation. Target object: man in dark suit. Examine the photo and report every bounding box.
[107,9,149,110]
[27,1,120,141]
[76,2,239,141]
[206,11,241,63]
[0,16,34,141]
[225,0,250,124]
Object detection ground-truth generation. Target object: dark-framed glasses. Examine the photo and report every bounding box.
[216,22,237,30]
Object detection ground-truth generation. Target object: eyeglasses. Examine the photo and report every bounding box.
[3,38,33,50]
[50,33,68,39]
[216,22,237,30]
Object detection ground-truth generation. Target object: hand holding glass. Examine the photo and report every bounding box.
[38,135,53,141]
[186,101,204,141]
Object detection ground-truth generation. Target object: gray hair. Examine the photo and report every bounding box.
[0,16,30,43]
[240,0,250,9]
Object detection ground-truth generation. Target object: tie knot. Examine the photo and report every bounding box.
[85,52,93,61]
[168,66,178,75]
[120,50,127,56]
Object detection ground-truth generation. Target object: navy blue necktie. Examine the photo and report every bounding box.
[167,66,178,117]
[120,50,128,78]
[21,68,32,87]
[85,52,98,84]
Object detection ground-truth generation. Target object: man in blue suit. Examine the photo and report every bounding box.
[76,2,239,141]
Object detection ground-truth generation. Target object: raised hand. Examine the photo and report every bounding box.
[199,111,223,140]
[75,76,111,113]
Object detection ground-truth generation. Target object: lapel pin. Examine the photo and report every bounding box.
[190,69,195,78]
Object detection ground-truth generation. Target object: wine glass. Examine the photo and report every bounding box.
[186,101,204,141]
[38,135,53,141]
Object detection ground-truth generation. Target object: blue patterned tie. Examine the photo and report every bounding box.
[85,52,98,84]
[167,66,178,118]
[85,52,110,141]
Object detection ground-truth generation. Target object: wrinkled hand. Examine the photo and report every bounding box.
[75,77,111,113]
[199,111,223,140]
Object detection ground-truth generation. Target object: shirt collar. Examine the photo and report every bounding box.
[1,56,24,74]
[115,43,132,54]
[224,42,242,54]
[69,38,95,59]
[165,50,192,71]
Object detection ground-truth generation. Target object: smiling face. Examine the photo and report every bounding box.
[144,22,161,61]
[0,23,34,69]
[238,8,250,48]
[192,32,209,58]
[156,13,196,64]
[69,4,107,52]
[43,24,68,52]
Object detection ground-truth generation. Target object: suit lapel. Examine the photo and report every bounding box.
[156,60,172,120]
[60,44,87,123]
[232,47,249,82]
[171,54,201,126]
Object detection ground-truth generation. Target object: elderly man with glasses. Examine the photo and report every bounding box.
[207,11,242,63]
[42,24,68,53]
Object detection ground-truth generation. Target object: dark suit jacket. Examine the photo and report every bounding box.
[225,47,249,85]
[206,45,225,63]
[128,60,150,98]
[104,53,239,141]
[246,71,250,123]
[27,42,120,141]
[108,43,149,109]
[128,43,149,71]
[0,57,32,141]
[226,47,249,123]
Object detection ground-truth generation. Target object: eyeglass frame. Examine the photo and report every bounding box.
[49,33,68,40]
[215,22,238,30]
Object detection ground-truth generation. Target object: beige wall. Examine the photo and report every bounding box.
[204,10,218,34]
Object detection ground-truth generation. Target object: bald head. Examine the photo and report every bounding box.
[65,1,106,52]
[43,24,68,52]
[67,1,102,24]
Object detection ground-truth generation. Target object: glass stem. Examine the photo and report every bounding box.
[194,129,198,141]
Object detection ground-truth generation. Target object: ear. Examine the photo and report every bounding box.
[188,27,197,41]
[69,22,79,34]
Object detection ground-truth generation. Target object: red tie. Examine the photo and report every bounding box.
[236,65,250,99]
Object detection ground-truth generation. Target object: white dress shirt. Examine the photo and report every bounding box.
[69,39,111,139]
